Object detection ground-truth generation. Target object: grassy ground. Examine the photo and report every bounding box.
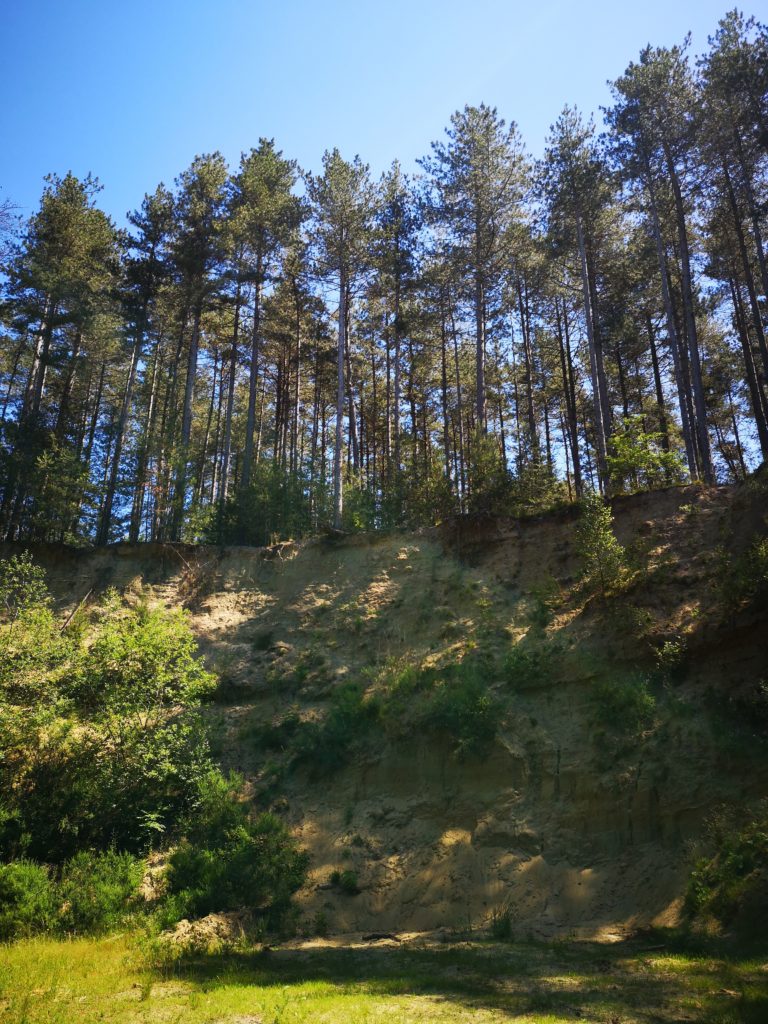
[0,932,766,1023]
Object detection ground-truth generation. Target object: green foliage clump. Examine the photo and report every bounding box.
[0,860,59,940]
[165,773,308,925]
[576,493,628,595]
[0,554,308,939]
[418,663,499,758]
[57,850,144,934]
[686,807,768,940]
[0,850,144,940]
[379,656,501,759]
[0,553,74,702]
[593,675,656,734]
[721,537,768,610]
[293,682,377,775]
[606,415,685,494]
[503,644,552,689]
[489,902,514,941]
[70,593,216,713]
[329,869,359,895]
[0,573,218,861]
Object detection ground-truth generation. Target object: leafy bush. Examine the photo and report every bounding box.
[686,807,768,940]
[606,415,685,494]
[489,901,514,941]
[503,644,551,689]
[0,701,215,861]
[0,860,58,940]
[70,595,216,714]
[293,682,378,775]
[0,851,143,940]
[418,662,500,758]
[329,869,359,895]
[0,566,221,862]
[593,675,656,734]
[0,553,74,702]
[57,850,144,934]
[722,537,768,609]
[165,773,308,924]
[0,557,307,940]
[576,493,627,595]
[374,656,500,758]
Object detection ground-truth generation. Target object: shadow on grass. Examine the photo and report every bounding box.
[153,934,768,1023]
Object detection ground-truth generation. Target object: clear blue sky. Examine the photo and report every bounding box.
[0,0,741,226]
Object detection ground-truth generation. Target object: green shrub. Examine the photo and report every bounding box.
[57,850,144,934]
[418,662,500,758]
[503,644,551,689]
[329,869,359,895]
[71,595,216,715]
[0,705,215,861]
[0,860,58,940]
[313,910,330,936]
[606,415,685,494]
[686,807,768,940]
[166,774,308,924]
[248,711,302,751]
[593,675,655,734]
[576,493,627,596]
[489,902,514,941]
[0,554,74,702]
[293,682,378,776]
[722,538,768,609]
[0,576,219,862]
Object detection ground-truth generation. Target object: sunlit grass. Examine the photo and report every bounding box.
[0,932,766,1023]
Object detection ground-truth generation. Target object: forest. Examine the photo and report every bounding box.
[1,10,767,547]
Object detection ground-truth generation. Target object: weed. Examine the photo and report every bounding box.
[489,901,514,941]
[329,869,360,895]
[252,630,275,652]
[313,909,330,936]
[593,674,656,734]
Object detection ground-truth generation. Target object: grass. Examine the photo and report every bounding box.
[1,932,767,1023]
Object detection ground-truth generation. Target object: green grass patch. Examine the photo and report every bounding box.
[1,932,767,1023]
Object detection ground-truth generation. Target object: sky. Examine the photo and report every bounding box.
[0,0,744,227]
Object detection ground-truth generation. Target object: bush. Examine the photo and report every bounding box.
[71,595,216,715]
[593,675,656,734]
[165,773,308,925]
[293,682,378,776]
[503,644,551,689]
[1,704,215,861]
[0,554,74,703]
[686,807,768,940]
[0,574,219,862]
[576,493,627,595]
[489,901,514,941]
[722,537,768,610]
[329,869,359,895]
[419,662,500,758]
[57,850,144,934]
[0,860,58,940]
[606,415,685,494]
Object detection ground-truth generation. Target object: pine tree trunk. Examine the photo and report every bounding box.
[333,263,346,528]
[219,279,242,506]
[663,142,713,482]
[242,257,263,490]
[643,166,698,479]
[576,215,608,488]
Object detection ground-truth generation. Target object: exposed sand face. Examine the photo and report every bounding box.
[9,480,767,939]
